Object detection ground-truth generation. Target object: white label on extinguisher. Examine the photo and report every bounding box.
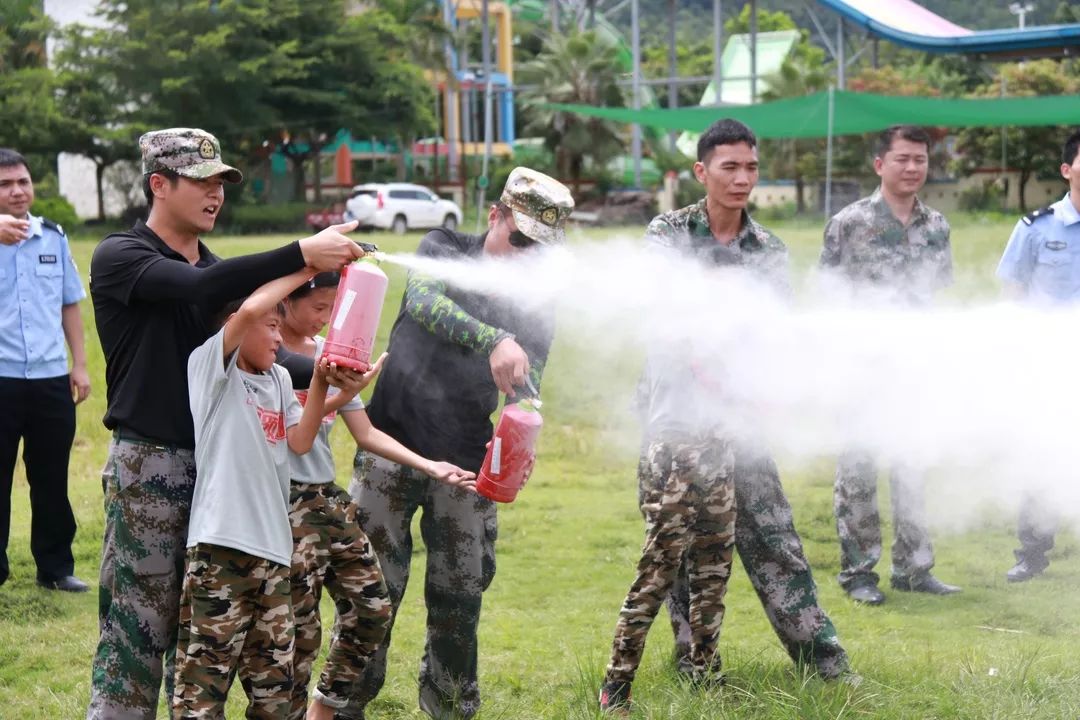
[332,290,358,331]
[490,437,502,476]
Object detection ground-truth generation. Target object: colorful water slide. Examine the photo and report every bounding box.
[817,0,1080,57]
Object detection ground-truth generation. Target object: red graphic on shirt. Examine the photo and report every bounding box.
[256,406,287,445]
[295,390,337,425]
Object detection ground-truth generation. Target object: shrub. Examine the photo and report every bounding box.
[957,181,1003,212]
[31,195,80,233]
[216,202,310,235]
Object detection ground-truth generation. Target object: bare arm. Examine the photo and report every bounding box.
[321,353,388,413]
[341,409,475,487]
[288,368,328,455]
[61,303,91,404]
[222,268,317,359]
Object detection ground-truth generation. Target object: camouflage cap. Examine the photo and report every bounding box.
[139,128,243,183]
[499,167,574,245]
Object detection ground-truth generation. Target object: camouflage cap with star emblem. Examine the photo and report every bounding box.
[499,167,574,245]
[139,128,243,183]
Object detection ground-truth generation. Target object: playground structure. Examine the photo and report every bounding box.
[818,0,1080,59]
[296,0,1080,205]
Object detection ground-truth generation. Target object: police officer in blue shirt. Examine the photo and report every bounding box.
[995,128,1080,583]
[0,148,91,592]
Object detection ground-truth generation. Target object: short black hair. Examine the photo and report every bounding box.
[0,148,30,172]
[143,168,181,210]
[875,125,931,158]
[212,298,286,330]
[288,271,340,300]
[697,119,757,162]
[1062,128,1080,167]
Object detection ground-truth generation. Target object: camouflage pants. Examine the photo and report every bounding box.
[87,436,196,720]
[1015,493,1058,567]
[662,449,849,679]
[345,451,496,720]
[605,435,736,686]
[288,481,391,719]
[172,543,294,719]
[834,453,934,589]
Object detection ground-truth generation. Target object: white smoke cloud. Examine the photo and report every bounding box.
[377,239,1079,534]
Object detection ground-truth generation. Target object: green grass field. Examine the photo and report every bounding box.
[2,217,1078,719]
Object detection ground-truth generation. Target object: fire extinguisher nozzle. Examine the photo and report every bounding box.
[523,376,542,409]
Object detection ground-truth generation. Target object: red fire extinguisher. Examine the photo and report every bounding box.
[476,392,543,503]
[320,258,388,372]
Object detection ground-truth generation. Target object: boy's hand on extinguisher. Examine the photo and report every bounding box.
[320,360,364,395]
[299,220,364,270]
[490,337,529,397]
[428,461,477,491]
[523,453,537,484]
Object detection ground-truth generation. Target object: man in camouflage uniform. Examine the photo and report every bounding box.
[602,119,850,713]
[346,168,574,719]
[87,129,361,719]
[819,124,959,606]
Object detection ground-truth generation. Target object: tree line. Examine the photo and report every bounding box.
[1,0,438,220]
[3,0,1079,221]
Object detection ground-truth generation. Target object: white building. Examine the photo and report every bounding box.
[44,0,139,219]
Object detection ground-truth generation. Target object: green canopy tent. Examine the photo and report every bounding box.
[550,89,1080,213]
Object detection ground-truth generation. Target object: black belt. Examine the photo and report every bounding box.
[113,427,189,451]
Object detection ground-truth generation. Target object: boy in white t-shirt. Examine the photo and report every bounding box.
[173,267,329,719]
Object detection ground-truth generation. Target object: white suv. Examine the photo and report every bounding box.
[344,182,463,234]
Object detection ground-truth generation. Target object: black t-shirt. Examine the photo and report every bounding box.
[366,229,555,471]
[90,220,306,448]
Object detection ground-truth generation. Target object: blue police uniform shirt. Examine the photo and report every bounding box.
[997,193,1080,305]
[0,214,87,379]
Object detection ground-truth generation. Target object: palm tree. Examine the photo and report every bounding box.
[372,0,452,75]
[518,30,627,184]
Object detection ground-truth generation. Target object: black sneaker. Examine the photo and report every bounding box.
[688,670,726,691]
[37,575,89,593]
[598,681,632,716]
[890,573,961,595]
[1006,557,1048,583]
[845,583,886,605]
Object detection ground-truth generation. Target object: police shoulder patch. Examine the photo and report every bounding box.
[41,218,65,236]
[1021,206,1053,226]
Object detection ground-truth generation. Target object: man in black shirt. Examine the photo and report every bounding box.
[345,168,574,720]
[86,128,365,720]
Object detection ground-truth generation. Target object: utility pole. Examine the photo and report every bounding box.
[479,0,493,223]
[631,0,642,187]
[836,18,845,89]
[713,0,723,105]
[443,0,458,182]
[1008,2,1035,29]
[668,0,678,150]
[749,0,757,102]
